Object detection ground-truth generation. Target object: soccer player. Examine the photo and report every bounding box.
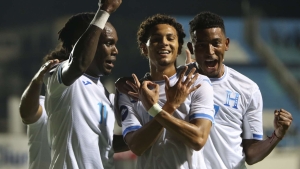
[43,0,123,168]
[117,14,215,169]
[19,59,58,169]
[186,11,293,169]
[19,11,124,169]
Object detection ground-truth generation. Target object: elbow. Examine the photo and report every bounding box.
[128,144,144,156]
[191,138,206,151]
[245,157,256,165]
[245,153,262,165]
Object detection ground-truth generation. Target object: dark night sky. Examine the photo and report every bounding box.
[1,0,300,28]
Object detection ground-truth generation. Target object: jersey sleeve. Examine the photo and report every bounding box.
[44,61,69,98]
[189,76,215,123]
[242,87,263,140]
[118,93,142,138]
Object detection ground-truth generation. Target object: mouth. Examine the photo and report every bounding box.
[157,50,171,56]
[105,59,115,68]
[204,59,218,68]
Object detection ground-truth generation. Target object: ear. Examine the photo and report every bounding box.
[225,38,230,51]
[140,43,148,56]
[187,42,194,55]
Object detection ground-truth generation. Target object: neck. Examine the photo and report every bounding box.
[149,63,176,81]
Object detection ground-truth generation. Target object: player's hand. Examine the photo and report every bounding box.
[32,59,59,84]
[115,76,139,100]
[185,49,196,64]
[138,80,159,111]
[273,109,293,138]
[163,66,201,110]
[100,0,122,14]
[126,74,140,100]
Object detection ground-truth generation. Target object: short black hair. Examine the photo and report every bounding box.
[137,14,186,55]
[58,12,95,53]
[189,11,225,39]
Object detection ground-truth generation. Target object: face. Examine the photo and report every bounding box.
[142,24,179,68]
[189,28,229,78]
[93,23,118,76]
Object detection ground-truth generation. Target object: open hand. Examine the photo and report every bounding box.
[164,66,201,110]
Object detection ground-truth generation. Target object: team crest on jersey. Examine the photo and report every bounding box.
[120,105,128,121]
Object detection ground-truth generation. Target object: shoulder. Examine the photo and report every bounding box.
[226,66,260,95]
[227,66,259,88]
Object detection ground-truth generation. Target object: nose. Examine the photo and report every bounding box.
[158,37,168,46]
[206,44,215,55]
[112,45,118,55]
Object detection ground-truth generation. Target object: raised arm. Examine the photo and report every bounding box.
[243,109,293,165]
[19,59,59,124]
[61,0,122,86]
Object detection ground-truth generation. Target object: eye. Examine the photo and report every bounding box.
[106,42,112,46]
[213,41,221,47]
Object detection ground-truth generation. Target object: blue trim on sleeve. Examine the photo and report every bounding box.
[122,125,142,137]
[253,134,263,140]
[189,113,214,123]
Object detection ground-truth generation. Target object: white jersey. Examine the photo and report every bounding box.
[119,68,215,169]
[26,95,51,169]
[188,63,263,169]
[44,61,115,169]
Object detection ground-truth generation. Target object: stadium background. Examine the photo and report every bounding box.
[0,0,299,168]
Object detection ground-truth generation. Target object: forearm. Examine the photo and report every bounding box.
[154,111,209,151]
[71,25,102,73]
[243,133,281,165]
[19,80,43,123]
[113,135,129,153]
[125,119,163,156]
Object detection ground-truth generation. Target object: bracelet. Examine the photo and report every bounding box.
[90,9,110,29]
[148,103,162,117]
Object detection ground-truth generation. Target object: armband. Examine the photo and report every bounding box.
[90,9,110,29]
[148,103,162,117]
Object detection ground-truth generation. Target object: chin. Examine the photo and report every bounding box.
[103,70,112,76]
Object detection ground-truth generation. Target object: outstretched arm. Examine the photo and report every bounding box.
[61,0,122,86]
[19,59,59,124]
[243,109,293,165]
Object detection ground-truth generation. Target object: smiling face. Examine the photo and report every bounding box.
[190,27,229,78]
[90,23,118,76]
[142,24,179,69]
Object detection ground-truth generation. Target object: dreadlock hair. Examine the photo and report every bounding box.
[137,14,186,57]
[189,11,225,42]
[43,12,95,63]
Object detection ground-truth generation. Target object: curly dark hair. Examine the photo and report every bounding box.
[137,14,186,56]
[43,12,95,63]
[189,11,225,41]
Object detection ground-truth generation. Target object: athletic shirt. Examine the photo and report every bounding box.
[187,63,263,169]
[26,95,51,169]
[119,67,215,169]
[44,61,115,169]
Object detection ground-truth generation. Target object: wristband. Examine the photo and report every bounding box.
[148,103,162,117]
[90,9,110,29]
